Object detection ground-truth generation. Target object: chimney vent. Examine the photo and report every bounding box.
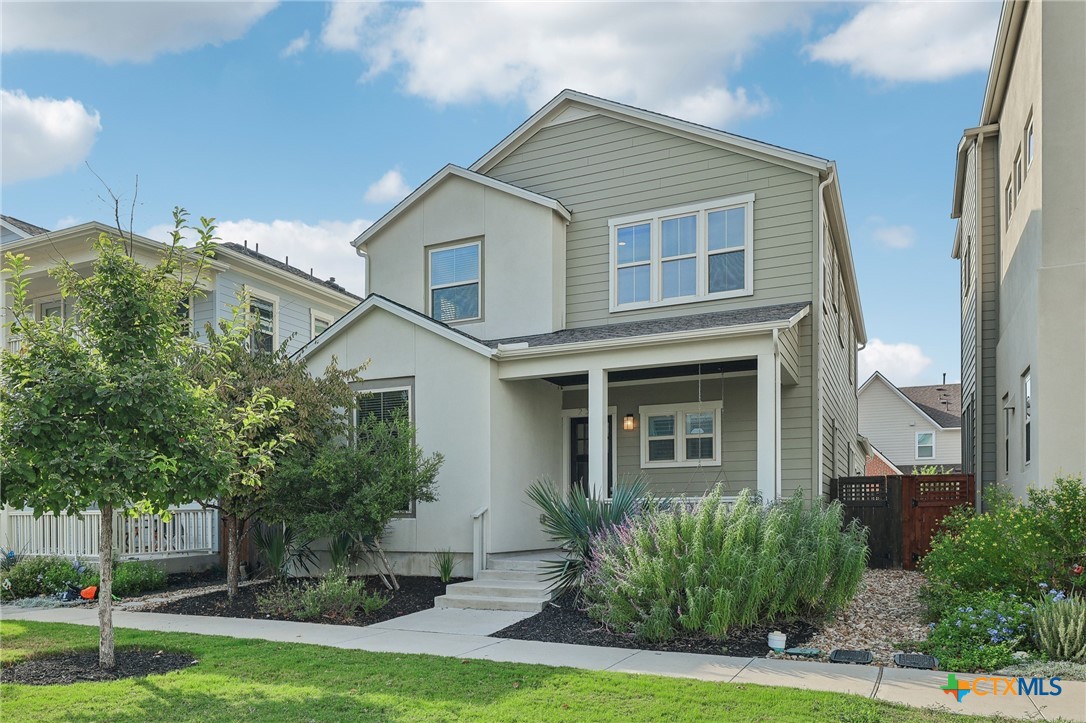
[244,239,248,248]
[329,277,336,283]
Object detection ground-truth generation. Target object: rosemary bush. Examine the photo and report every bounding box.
[1033,591,1086,663]
[583,487,868,640]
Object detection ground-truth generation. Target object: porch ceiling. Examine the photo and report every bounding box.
[542,358,756,387]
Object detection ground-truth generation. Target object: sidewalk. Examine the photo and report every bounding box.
[3,604,1082,721]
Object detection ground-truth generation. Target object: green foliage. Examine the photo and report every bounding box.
[922,476,1086,597]
[915,465,953,475]
[252,524,318,580]
[1033,592,1086,663]
[919,589,1035,672]
[431,549,458,583]
[327,531,358,572]
[0,557,94,600]
[526,475,648,598]
[255,567,388,622]
[109,561,167,598]
[583,487,868,641]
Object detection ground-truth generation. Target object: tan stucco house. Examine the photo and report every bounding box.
[301,90,867,577]
[858,372,962,475]
[951,0,1085,500]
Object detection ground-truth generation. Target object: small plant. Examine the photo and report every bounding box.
[257,567,388,622]
[920,589,1035,672]
[0,556,96,600]
[526,474,648,597]
[253,523,318,580]
[1033,590,1086,663]
[327,531,358,571]
[110,561,167,597]
[915,464,953,475]
[431,549,458,583]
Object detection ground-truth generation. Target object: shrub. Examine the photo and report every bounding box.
[922,476,1086,598]
[110,561,167,597]
[527,474,648,597]
[583,487,868,640]
[253,523,318,580]
[1033,590,1086,663]
[0,556,95,600]
[920,589,1035,672]
[256,567,388,622]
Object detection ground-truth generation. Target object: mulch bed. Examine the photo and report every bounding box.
[142,575,468,626]
[2,649,198,685]
[493,593,818,657]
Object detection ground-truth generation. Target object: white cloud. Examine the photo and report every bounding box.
[872,223,916,250]
[145,217,371,296]
[1,2,276,63]
[55,216,81,229]
[859,339,933,386]
[320,1,810,127]
[1,89,102,185]
[808,2,1001,82]
[280,31,310,59]
[363,169,411,205]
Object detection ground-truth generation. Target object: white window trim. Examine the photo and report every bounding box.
[427,240,482,324]
[1014,147,1023,197]
[310,309,333,339]
[639,401,723,469]
[357,385,415,515]
[244,285,279,352]
[1022,371,1032,467]
[1026,115,1035,169]
[915,431,936,460]
[1005,178,1014,227]
[608,193,755,313]
[36,295,67,320]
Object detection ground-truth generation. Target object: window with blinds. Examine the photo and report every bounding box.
[429,241,480,323]
[357,388,410,426]
[249,296,275,354]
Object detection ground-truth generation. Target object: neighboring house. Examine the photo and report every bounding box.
[0,218,362,567]
[951,0,1085,500]
[865,445,902,477]
[301,90,867,576]
[1,215,50,244]
[858,372,962,475]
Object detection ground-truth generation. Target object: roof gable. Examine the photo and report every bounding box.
[352,164,570,249]
[858,372,961,429]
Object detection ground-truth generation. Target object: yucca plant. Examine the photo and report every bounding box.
[431,548,458,583]
[526,474,648,597]
[1033,593,1086,663]
[327,531,358,572]
[253,523,319,580]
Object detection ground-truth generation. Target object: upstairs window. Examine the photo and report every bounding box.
[247,290,277,354]
[916,431,935,460]
[429,241,480,323]
[609,194,754,312]
[639,402,722,468]
[1005,178,1014,227]
[311,311,332,338]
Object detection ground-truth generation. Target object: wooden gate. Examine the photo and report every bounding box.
[829,474,974,570]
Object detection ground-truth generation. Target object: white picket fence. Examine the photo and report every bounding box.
[3,505,219,560]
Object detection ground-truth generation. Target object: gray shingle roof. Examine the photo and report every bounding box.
[216,242,363,301]
[899,383,962,428]
[1,215,50,237]
[486,302,809,349]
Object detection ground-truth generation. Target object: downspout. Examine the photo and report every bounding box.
[355,243,370,296]
[815,168,835,497]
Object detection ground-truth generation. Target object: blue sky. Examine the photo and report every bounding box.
[1,1,1003,386]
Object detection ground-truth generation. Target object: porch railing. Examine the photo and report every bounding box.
[4,505,219,560]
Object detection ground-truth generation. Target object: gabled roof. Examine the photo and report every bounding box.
[858,372,962,429]
[215,242,362,301]
[352,164,571,249]
[868,444,904,475]
[470,89,831,176]
[0,215,50,239]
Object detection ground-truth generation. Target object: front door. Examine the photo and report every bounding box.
[570,416,613,497]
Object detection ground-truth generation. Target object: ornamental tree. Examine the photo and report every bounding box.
[0,211,231,668]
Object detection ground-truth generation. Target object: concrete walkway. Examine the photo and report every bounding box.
[3,604,1082,721]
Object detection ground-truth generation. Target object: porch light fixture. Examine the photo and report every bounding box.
[623,414,636,431]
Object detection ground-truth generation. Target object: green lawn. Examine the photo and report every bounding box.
[1,621,979,722]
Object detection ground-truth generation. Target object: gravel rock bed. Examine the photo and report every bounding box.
[2,649,198,685]
[786,569,930,666]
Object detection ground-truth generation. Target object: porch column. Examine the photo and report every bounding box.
[757,352,780,502]
[587,367,609,498]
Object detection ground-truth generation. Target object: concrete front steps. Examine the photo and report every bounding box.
[433,552,560,613]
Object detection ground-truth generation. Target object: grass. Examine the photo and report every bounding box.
[1,621,983,722]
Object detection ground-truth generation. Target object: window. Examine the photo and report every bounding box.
[249,295,276,354]
[1006,178,1014,226]
[1022,371,1032,465]
[1026,114,1035,169]
[38,298,66,320]
[311,311,333,339]
[357,387,411,428]
[609,194,754,311]
[177,296,194,336]
[1014,147,1023,196]
[916,432,935,460]
[639,402,722,468]
[429,241,480,323]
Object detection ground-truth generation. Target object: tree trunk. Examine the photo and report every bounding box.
[225,512,239,599]
[98,504,115,669]
[372,539,399,591]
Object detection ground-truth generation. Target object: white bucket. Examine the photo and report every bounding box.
[767,631,787,652]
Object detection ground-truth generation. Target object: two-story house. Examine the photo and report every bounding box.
[951,0,1085,501]
[301,90,866,581]
[0,218,361,568]
[858,372,962,475]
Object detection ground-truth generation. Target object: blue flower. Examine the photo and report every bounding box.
[1039,583,1049,589]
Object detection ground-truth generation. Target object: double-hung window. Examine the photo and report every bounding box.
[429,241,480,323]
[311,310,333,339]
[248,294,276,354]
[609,194,754,312]
[357,387,414,514]
[639,402,722,468]
[916,431,935,460]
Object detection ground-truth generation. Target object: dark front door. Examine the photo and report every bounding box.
[570,416,613,497]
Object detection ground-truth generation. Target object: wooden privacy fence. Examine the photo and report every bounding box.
[828,474,975,570]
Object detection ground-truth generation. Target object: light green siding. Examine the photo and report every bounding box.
[820,229,862,485]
